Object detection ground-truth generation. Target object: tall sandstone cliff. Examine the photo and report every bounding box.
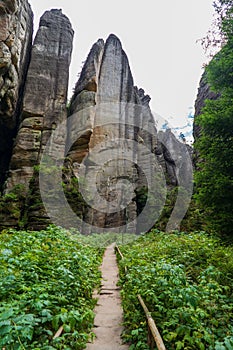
[66,34,160,233]
[0,2,191,232]
[6,9,74,191]
[193,71,220,170]
[62,34,192,233]
[193,72,220,140]
[0,0,33,189]
[0,5,73,229]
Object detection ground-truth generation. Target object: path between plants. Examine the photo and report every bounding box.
[86,243,129,350]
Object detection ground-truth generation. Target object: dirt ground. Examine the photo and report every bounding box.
[86,243,129,350]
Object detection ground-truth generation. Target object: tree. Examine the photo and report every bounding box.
[195,1,233,235]
[201,0,233,56]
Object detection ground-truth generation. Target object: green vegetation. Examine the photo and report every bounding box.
[0,184,27,229]
[214,0,233,40]
[201,0,233,55]
[117,230,233,350]
[63,175,88,221]
[155,187,204,233]
[69,229,138,248]
[195,0,233,235]
[0,225,103,349]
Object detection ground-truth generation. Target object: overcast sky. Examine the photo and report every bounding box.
[29,0,215,127]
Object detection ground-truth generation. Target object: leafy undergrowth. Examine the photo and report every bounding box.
[0,225,104,349]
[69,230,138,248]
[118,230,233,350]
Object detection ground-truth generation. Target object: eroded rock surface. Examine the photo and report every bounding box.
[66,34,161,234]
[6,9,74,192]
[0,8,73,229]
[0,6,191,232]
[193,72,220,140]
[0,0,33,189]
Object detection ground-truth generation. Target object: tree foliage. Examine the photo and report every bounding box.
[195,1,233,235]
[201,0,233,56]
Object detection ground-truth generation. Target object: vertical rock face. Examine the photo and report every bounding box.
[193,72,220,140]
[67,34,161,233]
[0,5,191,231]
[0,8,73,230]
[0,0,33,189]
[158,129,193,187]
[193,72,220,170]
[6,9,74,191]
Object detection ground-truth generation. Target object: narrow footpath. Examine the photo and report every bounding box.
[86,243,129,350]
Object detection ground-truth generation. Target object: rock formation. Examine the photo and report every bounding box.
[6,9,74,192]
[193,72,220,140]
[0,6,73,229]
[0,2,192,232]
[65,34,161,234]
[0,0,33,190]
[193,71,220,171]
[158,129,193,187]
[62,34,192,234]
[157,128,193,231]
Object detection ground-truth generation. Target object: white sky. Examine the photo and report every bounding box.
[29,0,215,127]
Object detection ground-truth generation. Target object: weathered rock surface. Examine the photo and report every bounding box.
[158,129,193,231]
[193,71,220,170]
[193,72,220,140]
[0,0,33,189]
[6,9,74,192]
[0,5,192,232]
[158,129,193,187]
[0,8,73,229]
[66,34,162,234]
